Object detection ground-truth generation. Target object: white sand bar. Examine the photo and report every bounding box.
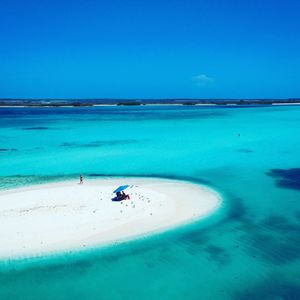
[0,178,221,259]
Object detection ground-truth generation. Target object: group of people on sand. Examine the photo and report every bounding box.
[80,174,130,201]
[116,191,130,200]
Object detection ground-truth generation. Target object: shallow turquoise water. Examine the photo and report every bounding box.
[0,105,300,299]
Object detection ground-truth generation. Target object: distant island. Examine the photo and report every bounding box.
[0,98,300,107]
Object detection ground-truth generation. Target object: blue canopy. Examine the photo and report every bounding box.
[113,185,129,194]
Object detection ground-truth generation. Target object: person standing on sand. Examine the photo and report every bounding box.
[80,174,83,184]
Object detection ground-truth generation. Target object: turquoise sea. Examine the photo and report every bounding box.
[0,105,300,299]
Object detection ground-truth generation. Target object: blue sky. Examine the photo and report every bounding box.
[0,0,299,99]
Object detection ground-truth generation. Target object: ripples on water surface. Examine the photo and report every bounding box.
[0,105,300,299]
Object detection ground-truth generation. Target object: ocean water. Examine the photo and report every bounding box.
[0,105,300,299]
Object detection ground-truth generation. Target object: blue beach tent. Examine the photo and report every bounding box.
[113,185,129,194]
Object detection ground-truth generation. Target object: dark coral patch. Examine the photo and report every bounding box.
[22,127,49,130]
[252,233,300,264]
[227,197,248,222]
[267,168,300,190]
[204,244,231,266]
[60,142,77,147]
[238,215,300,265]
[0,148,17,152]
[236,278,300,300]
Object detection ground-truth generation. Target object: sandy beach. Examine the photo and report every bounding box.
[0,178,221,259]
